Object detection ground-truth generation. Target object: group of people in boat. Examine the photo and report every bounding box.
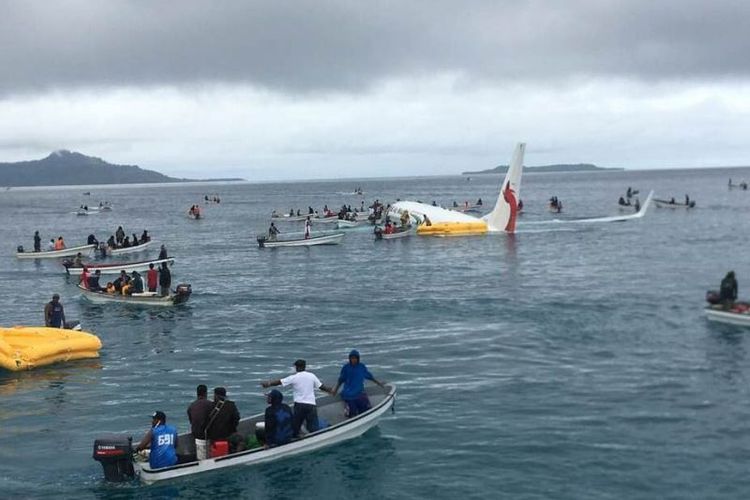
[204,195,221,204]
[451,198,483,210]
[31,232,67,252]
[134,352,385,469]
[618,196,641,211]
[79,262,171,297]
[728,179,748,190]
[188,205,203,218]
[374,210,412,237]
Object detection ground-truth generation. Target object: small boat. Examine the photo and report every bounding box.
[375,226,416,240]
[313,216,341,224]
[93,384,396,484]
[654,199,695,209]
[257,232,345,248]
[78,283,192,306]
[187,211,203,220]
[75,209,89,216]
[0,326,101,371]
[16,243,96,260]
[106,240,153,256]
[63,257,174,275]
[271,214,308,222]
[705,303,750,326]
[336,220,360,229]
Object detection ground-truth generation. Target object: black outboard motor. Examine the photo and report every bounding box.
[174,283,192,305]
[93,435,135,482]
[257,236,266,248]
[17,245,24,253]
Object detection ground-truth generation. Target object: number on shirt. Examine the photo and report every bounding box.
[157,434,174,446]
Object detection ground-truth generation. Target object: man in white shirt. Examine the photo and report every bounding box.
[261,359,334,437]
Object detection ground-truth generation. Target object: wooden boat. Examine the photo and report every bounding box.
[0,326,101,371]
[654,199,695,209]
[78,283,192,306]
[106,240,153,256]
[63,257,174,275]
[16,243,96,260]
[257,232,345,248]
[93,384,396,484]
[375,226,416,240]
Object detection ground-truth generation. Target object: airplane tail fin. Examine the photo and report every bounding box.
[483,142,525,233]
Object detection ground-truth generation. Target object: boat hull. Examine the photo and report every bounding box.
[705,307,750,326]
[134,385,395,484]
[78,284,191,306]
[16,244,96,260]
[107,240,153,256]
[65,257,174,275]
[258,233,345,248]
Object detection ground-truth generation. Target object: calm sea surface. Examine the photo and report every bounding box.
[2,168,750,499]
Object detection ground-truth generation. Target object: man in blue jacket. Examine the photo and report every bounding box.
[135,411,178,469]
[264,389,293,447]
[331,350,386,417]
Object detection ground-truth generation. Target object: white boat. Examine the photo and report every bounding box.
[314,216,341,224]
[375,226,416,240]
[186,212,204,220]
[654,199,695,209]
[63,257,174,275]
[336,220,361,229]
[257,232,345,248]
[271,214,308,222]
[106,240,153,256]
[16,243,96,260]
[78,283,192,306]
[93,385,396,485]
[705,305,750,326]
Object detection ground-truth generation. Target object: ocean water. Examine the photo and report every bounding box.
[2,167,750,499]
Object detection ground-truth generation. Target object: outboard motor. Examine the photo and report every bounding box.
[257,236,266,248]
[17,245,24,253]
[706,290,721,305]
[174,283,192,304]
[93,435,135,482]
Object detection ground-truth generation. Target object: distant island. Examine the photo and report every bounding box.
[0,150,244,187]
[463,163,622,175]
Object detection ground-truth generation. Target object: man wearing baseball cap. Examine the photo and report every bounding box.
[261,359,334,437]
[135,410,178,469]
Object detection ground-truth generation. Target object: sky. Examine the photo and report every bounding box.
[1,0,750,181]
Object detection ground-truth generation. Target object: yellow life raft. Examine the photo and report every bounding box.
[417,221,488,236]
[0,326,102,372]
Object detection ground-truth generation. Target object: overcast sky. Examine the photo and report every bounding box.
[1,0,749,180]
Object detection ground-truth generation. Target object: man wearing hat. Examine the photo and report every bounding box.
[331,350,386,417]
[261,359,334,437]
[135,411,178,469]
[44,294,66,328]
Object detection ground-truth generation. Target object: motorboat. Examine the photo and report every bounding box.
[0,326,101,371]
[106,240,153,256]
[271,213,309,222]
[93,384,396,484]
[78,283,192,306]
[16,243,96,260]
[375,226,416,240]
[257,232,345,248]
[654,198,696,209]
[63,257,174,275]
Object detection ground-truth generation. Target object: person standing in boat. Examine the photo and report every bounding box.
[187,385,213,460]
[135,411,178,469]
[141,229,150,243]
[264,389,293,448]
[44,294,66,328]
[685,194,690,206]
[268,222,280,241]
[87,233,98,245]
[87,270,102,291]
[304,217,312,239]
[204,387,241,451]
[54,236,65,250]
[33,231,41,252]
[115,226,125,246]
[147,263,159,293]
[261,359,335,437]
[159,262,172,297]
[331,350,386,417]
[720,271,738,308]
[158,244,168,260]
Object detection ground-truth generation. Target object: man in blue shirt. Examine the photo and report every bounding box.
[331,350,386,417]
[135,411,178,469]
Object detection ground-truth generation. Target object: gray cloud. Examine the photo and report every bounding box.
[1,0,749,96]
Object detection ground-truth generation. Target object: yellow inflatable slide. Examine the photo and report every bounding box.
[0,326,102,372]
